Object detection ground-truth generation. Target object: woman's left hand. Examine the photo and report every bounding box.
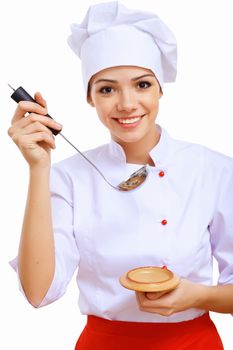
[135,279,207,316]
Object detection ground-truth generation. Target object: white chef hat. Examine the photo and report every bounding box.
[67,1,177,94]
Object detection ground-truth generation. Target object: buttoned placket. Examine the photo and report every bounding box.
[158,169,168,227]
[148,164,171,269]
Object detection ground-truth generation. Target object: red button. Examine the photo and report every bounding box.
[158,170,165,177]
[161,219,167,226]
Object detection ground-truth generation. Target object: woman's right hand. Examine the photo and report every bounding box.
[8,92,62,169]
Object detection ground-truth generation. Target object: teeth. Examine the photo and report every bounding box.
[118,117,141,124]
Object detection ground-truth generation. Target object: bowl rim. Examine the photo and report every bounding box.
[126,266,174,284]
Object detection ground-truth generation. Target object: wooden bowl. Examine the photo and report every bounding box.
[120,266,180,292]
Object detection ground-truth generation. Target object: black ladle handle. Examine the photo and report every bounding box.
[10,86,60,135]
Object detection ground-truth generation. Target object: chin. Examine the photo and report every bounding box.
[113,132,146,145]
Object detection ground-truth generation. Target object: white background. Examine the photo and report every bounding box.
[0,0,232,349]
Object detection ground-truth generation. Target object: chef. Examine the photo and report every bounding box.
[8,2,233,349]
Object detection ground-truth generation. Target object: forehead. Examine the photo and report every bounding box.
[91,65,155,82]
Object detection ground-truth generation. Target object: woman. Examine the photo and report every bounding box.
[8,2,233,349]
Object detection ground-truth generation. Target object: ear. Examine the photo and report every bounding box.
[87,96,95,107]
[87,81,95,107]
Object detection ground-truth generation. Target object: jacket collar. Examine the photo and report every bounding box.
[108,125,173,167]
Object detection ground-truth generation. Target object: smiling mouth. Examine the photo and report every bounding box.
[114,115,145,125]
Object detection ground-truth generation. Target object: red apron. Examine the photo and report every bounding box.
[75,313,223,350]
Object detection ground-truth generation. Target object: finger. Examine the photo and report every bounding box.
[135,292,151,312]
[25,113,62,131]
[139,306,173,316]
[135,292,170,315]
[17,119,56,138]
[17,132,56,150]
[135,291,141,306]
[8,113,62,137]
[145,291,168,300]
[11,101,48,124]
[136,291,168,309]
[34,92,47,109]
[34,132,56,149]
[135,292,149,307]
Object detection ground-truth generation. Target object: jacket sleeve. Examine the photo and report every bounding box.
[209,161,233,287]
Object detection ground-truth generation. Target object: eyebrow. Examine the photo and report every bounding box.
[94,74,155,84]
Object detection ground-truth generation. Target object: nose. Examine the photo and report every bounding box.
[116,89,137,112]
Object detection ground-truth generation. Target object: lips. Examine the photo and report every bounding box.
[114,115,145,127]
[118,116,141,124]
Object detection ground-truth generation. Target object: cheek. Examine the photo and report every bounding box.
[145,97,159,113]
[143,90,160,108]
[95,100,114,119]
[95,106,111,126]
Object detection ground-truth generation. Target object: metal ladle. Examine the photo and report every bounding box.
[9,85,148,192]
[57,133,148,191]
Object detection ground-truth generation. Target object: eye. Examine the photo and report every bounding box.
[99,86,113,94]
[138,81,151,89]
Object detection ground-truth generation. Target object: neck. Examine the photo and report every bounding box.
[114,125,160,166]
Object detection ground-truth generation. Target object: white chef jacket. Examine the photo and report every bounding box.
[11,126,233,323]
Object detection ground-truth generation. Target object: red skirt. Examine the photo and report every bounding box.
[75,313,223,350]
